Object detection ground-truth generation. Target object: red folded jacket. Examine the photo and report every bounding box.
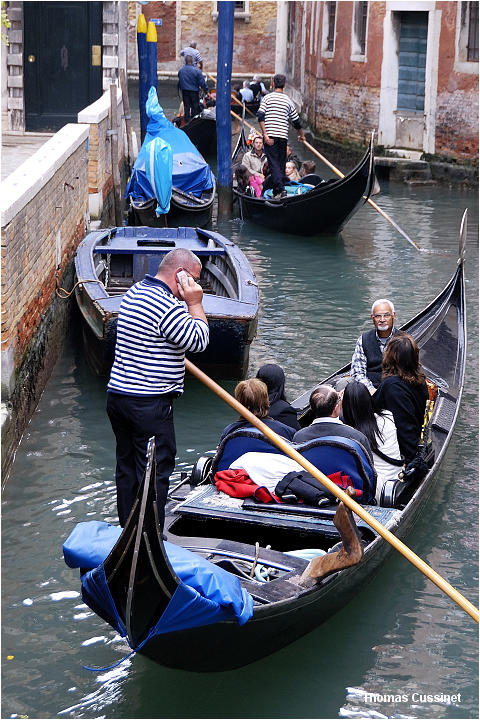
[214,468,281,503]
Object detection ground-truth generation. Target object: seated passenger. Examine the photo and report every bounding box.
[242,135,266,180]
[293,385,373,462]
[300,160,323,186]
[351,298,399,392]
[219,379,296,443]
[373,333,429,463]
[342,380,402,504]
[234,164,254,194]
[239,80,254,103]
[286,144,302,168]
[249,74,268,101]
[285,160,301,183]
[256,364,301,431]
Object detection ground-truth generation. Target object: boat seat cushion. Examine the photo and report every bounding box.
[212,430,376,504]
[295,436,376,504]
[213,430,286,474]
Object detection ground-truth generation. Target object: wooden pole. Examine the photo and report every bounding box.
[184,357,479,624]
[137,13,148,143]
[119,69,133,168]
[110,83,123,227]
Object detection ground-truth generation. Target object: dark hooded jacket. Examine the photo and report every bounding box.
[256,364,301,431]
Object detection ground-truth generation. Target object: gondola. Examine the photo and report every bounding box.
[64,212,467,671]
[125,88,216,229]
[73,225,258,379]
[233,130,375,235]
[181,113,217,158]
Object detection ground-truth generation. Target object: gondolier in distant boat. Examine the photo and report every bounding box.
[178,55,209,122]
[106,248,209,529]
[257,74,306,200]
[351,299,399,392]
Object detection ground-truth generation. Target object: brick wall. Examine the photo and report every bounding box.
[1,125,89,478]
[313,80,380,147]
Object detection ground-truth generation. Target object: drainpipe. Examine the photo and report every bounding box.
[216,1,234,217]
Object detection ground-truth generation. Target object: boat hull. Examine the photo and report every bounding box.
[233,135,374,236]
[74,226,258,379]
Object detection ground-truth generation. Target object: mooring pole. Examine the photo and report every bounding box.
[216,1,234,217]
[137,13,148,143]
[146,20,158,95]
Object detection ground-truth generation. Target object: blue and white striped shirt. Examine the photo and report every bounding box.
[108,275,209,396]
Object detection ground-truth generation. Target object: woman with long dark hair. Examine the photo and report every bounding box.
[342,380,402,503]
[256,364,301,430]
[373,332,429,463]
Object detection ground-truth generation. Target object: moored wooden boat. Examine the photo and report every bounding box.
[74,225,258,379]
[66,213,467,671]
[125,88,216,229]
[233,131,375,236]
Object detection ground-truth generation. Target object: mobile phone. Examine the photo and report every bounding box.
[176,271,188,285]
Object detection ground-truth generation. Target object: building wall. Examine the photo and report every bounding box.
[1,126,89,478]
[435,1,478,157]
[128,0,277,77]
[282,1,478,159]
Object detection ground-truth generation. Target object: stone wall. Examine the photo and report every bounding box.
[128,0,277,77]
[313,80,380,147]
[1,125,90,479]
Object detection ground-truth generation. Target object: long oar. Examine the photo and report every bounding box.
[185,358,479,623]
[301,138,422,252]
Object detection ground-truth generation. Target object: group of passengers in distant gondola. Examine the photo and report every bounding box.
[214,301,431,507]
[235,133,328,199]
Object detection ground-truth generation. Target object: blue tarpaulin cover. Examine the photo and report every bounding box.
[125,87,215,211]
[63,521,253,645]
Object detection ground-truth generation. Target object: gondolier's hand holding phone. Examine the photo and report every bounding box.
[177,270,189,286]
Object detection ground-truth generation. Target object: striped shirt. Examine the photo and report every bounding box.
[257,92,302,140]
[108,275,209,396]
[351,329,396,391]
[180,46,203,67]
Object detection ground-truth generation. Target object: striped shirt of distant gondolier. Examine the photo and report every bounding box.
[108,275,209,396]
[257,92,301,139]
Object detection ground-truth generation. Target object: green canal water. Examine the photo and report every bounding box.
[1,85,478,719]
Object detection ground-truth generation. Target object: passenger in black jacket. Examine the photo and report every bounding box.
[373,333,429,462]
[256,364,301,431]
[293,384,374,463]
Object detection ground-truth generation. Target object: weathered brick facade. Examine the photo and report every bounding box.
[1,127,90,477]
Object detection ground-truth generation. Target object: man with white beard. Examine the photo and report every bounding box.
[350,299,399,393]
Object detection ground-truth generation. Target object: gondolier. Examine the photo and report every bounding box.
[257,74,305,200]
[106,248,209,529]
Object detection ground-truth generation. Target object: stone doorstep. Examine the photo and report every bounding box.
[384,148,423,161]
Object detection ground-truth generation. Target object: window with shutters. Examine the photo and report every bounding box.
[455,2,479,71]
[321,1,337,57]
[351,1,369,60]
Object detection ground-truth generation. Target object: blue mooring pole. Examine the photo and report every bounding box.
[146,21,158,94]
[216,1,234,216]
[137,13,148,143]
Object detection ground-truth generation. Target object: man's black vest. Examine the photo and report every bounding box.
[361,327,398,387]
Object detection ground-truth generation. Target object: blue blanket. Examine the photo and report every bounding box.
[63,521,253,646]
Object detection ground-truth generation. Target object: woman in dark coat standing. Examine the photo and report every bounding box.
[256,364,301,431]
[373,333,429,463]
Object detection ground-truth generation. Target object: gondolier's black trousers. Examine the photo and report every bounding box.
[182,89,201,122]
[264,137,287,196]
[106,392,176,529]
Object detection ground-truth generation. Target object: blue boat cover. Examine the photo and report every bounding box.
[125,87,215,210]
[63,521,253,645]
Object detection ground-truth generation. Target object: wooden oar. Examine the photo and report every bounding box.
[184,358,479,623]
[301,138,422,252]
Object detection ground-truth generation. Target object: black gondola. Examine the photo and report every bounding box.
[64,213,467,671]
[181,113,217,158]
[233,131,375,236]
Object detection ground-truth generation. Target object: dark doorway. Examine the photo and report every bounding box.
[24,1,102,131]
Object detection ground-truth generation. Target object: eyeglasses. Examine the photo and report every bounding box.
[373,313,392,320]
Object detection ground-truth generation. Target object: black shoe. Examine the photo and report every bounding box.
[275,190,288,199]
